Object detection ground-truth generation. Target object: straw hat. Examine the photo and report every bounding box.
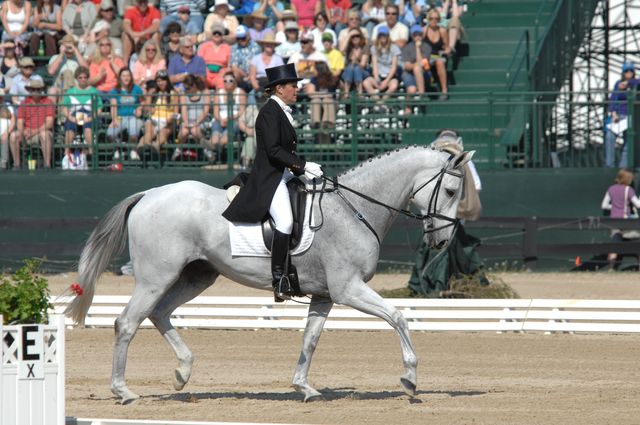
[256,32,280,47]
[244,10,268,27]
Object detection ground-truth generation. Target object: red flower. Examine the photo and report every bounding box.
[71,283,84,296]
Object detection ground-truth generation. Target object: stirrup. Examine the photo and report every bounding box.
[274,275,292,302]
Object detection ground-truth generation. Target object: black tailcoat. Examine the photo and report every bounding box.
[222,98,306,223]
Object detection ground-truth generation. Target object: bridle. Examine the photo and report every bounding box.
[308,157,464,245]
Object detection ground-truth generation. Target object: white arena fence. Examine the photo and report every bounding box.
[51,296,640,334]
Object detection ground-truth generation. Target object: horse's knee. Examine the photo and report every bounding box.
[114,317,138,340]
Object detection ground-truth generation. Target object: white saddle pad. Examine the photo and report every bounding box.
[229,194,316,257]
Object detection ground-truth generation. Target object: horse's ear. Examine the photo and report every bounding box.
[452,150,475,169]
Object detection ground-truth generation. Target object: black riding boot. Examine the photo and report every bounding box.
[271,229,293,302]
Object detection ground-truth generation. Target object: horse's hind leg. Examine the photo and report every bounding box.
[149,260,219,391]
[332,281,418,396]
[292,295,333,402]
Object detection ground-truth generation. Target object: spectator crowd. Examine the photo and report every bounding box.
[0,0,466,170]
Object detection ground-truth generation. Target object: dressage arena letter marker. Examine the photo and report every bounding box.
[18,325,44,380]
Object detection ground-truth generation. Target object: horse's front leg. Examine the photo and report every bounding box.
[333,281,418,396]
[292,295,334,402]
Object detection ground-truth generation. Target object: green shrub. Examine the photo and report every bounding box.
[379,274,519,299]
[0,259,52,325]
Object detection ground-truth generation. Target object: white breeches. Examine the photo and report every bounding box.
[269,169,295,234]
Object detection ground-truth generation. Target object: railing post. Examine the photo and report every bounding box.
[91,94,98,170]
[523,216,538,270]
[350,92,358,166]
[487,92,495,169]
[627,87,636,169]
[226,90,235,170]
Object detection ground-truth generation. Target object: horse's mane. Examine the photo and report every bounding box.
[338,145,436,178]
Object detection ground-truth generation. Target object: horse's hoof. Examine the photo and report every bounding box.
[173,368,189,391]
[294,384,324,402]
[400,377,417,397]
[121,394,140,405]
[112,385,140,405]
[304,393,324,403]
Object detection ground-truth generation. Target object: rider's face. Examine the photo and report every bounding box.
[277,82,298,104]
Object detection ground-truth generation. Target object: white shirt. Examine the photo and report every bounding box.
[270,95,294,126]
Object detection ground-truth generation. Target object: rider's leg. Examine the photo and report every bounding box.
[269,174,294,301]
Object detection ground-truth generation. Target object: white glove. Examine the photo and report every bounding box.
[304,161,323,180]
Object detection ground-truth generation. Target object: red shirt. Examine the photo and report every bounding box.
[18,97,56,130]
[325,0,351,23]
[124,5,161,33]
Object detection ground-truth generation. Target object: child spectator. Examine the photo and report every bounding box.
[0,105,15,169]
[30,0,62,57]
[365,25,400,101]
[132,39,166,86]
[135,70,177,158]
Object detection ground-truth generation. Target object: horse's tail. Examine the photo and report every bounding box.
[65,192,146,325]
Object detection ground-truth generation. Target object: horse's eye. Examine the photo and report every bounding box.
[446,189,455,197]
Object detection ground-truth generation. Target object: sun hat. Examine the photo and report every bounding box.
[59,34,77,46]
[26,79,45,90]
[19,57,35,67]
[284,21,299,31]
[300,30,314,42]
[256,32,280,46]
[210,0,234,12]
[92,20,110,34]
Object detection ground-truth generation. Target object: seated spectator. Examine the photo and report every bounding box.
[290,0,320,29]
[309,61,338,140]
[0,105,16,169]
[322,0,351,35]
[135,70,177,157]
[434,0,465,54]
[288,31,328,94]
[274,9,298,42]
[0,40,21,94]
[61,0,97,53]
[310,12,336,53]
[9,79,55,168]
[96,0,124,54]
[122,0,161,63]
[10,57,44,105]
[401,24,432,104]
[159,0,206,37]
[107,67,144,158]
[321,31,345,80]
[253,0,285,30]
[30,0,63,57]
[230,25,260,93]
[340,28,370,97]
[127,37,145,69]
[168,36,206,89]
[238,103,259,169]
[210,70,246,159]
[197,22,231,89]
[361,0,387,36]
[372,4,408,49]
[1,0,32,52]
[132,39,166,86]
[337,9,369,53]
[201,0,238,45]
[275,20,301,63]
[249,33,284,96]
[161,22,182,64]
[177,74,210,158]
[365,25,400,101]
[397,0,427,27]
[83,20,114,58]
[88,37,125,93]
[48,34,89,95]
[62,66,102,165]
[245,10,272,43]
[424,8,448,99]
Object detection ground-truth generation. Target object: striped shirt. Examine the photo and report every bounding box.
[159,0,205,16]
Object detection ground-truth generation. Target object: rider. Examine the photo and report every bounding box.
[222,63,323,301]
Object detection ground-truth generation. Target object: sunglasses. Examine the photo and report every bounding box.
[22,65,35,69]
[212,31,223,36]
[223,78,235,83]
[146,48,157,51]
[300,40,312,44]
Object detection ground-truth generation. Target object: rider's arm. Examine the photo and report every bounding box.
[257,105,305,175]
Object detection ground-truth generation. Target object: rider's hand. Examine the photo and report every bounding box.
[304,161,323,179]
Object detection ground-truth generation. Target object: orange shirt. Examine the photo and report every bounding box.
[89,58,125,92]
[197,41,231,89]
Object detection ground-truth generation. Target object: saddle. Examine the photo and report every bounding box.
[223,173,307,251]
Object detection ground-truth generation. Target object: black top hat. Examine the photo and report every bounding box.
[265,63,301,88]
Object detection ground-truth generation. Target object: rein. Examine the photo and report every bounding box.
[307,160,463,245]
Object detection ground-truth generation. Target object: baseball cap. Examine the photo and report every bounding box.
[284,21,298,31]
[377,26,390,36]
[100,0,114,10]
[321,32,333,42]
[300,31,314,42]
[622,62,635,72]
[411,24,423,35]
[235,25,248,38]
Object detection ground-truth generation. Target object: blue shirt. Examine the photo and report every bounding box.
[168,55,206,79]
[109,85,143,116]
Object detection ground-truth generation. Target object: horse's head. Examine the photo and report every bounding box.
[411,150,474,249]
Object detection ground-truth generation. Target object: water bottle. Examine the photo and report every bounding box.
[38,39,44,56]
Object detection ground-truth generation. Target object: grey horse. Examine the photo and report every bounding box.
[65,146,473,404]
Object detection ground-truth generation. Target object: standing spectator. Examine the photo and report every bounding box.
[253,0,284,30]
[231,25,260,93]
[322,0,350,35]
[201,0,238,45]
[135,70,177,157]
[1,0,32,52]
[1,40,21,93]
[167,36,206,88]
[210,70,246,159]
[337,9,369,53]
[30,0,63,57]
[245,10,272,43]
[88,37,125,93]
[62,66,102,166]
[198,22,231,89]
[365,25,400,101]
[340,28,370,98]
[159,0,206,37]
[161,21,182,63]
[275,20,301,63]
[96,0,124,54]
[122,0,161,63]
[249,33,284,96]
[10,57,44,105]
[290,0,320,29]
[132,39,165,86]
[107,67,144,158]
[274,9,298,43]
[61,0,97,52]
[601,168,640,269]
[424,8,448,99]
[604,62,639,168]
[401,24,432,105]
[361,0,387,36]
[310,12,336,53]
[48,34,89,96]
[9,80,55,168]
[0,105,15,169]
[372,4,408,48]
[287,31,327,94]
